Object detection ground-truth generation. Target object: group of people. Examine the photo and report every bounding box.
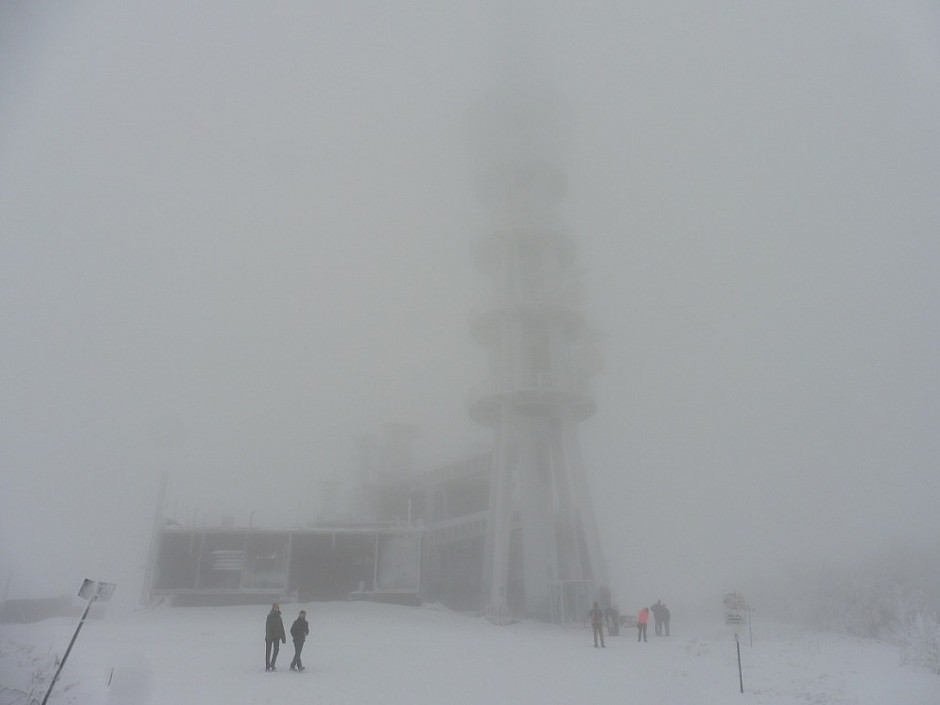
[591,598,671,647]
[636,600,670,641]
[264,603,309,672]
[267,598,668,664]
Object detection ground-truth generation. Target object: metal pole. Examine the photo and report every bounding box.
[735,633,744,694]
[40,596,96,705]
[141,472,169,606]
[372,533,380,593]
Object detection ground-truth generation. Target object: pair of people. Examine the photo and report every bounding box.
[265,603,310,672]
[637,601,671,641]
[652,600,671,636]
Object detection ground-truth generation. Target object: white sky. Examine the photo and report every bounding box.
[2,1,939,610]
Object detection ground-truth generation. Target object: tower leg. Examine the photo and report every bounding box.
[518,416,557,619]
[548,420,582,581]
[482,406,515,623]
[559,411,609,590]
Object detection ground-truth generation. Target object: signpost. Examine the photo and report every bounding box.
[40,579,116,705]
[723,592,748,628]
[724,592,749,694]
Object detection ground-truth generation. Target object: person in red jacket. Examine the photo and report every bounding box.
[637,606,650,642]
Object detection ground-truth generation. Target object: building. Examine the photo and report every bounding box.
[144,90,610,622]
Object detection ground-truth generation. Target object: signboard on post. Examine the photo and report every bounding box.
[78,578,117,603]
[723,592,748,626]
[724,593,749,694]
[40,578,117,705]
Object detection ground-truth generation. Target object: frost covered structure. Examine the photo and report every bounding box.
[468,88,609,622]
[144,91,610,623]
[147,522,423,607]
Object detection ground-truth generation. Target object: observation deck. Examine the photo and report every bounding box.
[470,284,585,344]
[468,372,595,427]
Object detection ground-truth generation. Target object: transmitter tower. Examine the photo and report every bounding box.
[469,94,609,621]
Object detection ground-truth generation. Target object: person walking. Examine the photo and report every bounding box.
[637,606,649,643]
[265,603,286,671]
[590,601,606,648]
[662,604,671,636]
[289,610,310,671]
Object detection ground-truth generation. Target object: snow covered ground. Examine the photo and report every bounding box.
[1,601,937,705]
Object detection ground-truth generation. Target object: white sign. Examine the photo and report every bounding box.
[723,592,748,626]
[78,578,117,603]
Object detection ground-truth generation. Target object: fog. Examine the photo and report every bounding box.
[2,2,939,614]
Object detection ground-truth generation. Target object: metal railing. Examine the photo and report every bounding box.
[471,284,583,320]
[470,372,588,399]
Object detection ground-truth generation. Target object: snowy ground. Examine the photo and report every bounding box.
[1,601,937,705]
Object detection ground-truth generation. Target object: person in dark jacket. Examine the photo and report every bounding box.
[289,610,310,671]
[590,601,605,648]
[265,603,286,671]
[652,600,664,636]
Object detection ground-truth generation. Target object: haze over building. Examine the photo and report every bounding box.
[145,88,613,622]
[2,2,938,630]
